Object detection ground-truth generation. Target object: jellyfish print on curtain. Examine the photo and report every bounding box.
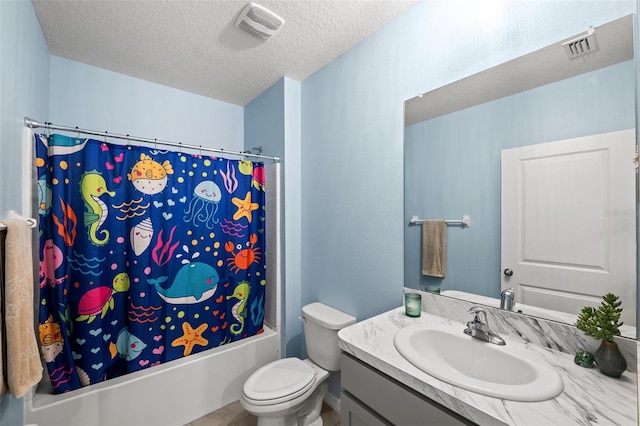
[35,133,266,393]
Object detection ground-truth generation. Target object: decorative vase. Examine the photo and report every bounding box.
[594,341,627,378]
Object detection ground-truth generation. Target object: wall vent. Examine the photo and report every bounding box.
[562,29,598,59]
[235,3,285,41]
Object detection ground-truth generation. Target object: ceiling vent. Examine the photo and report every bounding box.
[235,3,285,41]
[562,29,598,59]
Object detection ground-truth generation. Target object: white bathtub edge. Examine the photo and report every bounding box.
[25,326,280,426]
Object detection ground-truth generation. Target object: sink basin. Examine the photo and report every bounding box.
[394,322,563,401]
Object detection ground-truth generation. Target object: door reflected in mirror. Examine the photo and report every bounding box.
[403,15,637,338]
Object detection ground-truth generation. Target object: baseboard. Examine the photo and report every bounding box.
[324,391,341,414]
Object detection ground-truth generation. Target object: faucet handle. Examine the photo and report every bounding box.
[468,306,484,315]
[465,306,506,345]
[468,306,488,325]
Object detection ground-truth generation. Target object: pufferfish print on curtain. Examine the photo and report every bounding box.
[35,133,267,393]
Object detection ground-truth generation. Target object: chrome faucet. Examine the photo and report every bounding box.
[464,306,506,345]
[500,288,515,311]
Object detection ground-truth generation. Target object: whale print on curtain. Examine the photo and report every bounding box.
[35,133,266,394]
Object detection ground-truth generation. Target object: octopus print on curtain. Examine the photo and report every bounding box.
[35,133,266,393]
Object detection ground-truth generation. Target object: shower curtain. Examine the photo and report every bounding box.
[35,133,266,393]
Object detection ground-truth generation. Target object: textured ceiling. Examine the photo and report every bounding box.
[32,0,418,106]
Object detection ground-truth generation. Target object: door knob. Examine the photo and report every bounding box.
[503,268,514,277]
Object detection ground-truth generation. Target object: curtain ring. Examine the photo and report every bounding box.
[199,145,202,156]
[126,134,131,149]
[154,138,157,150]
[178,142,182,154]
[104,131,108,143]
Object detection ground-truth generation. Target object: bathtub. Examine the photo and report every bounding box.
[24,326,279,426]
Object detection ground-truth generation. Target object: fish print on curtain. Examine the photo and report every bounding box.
[35,133,266,393]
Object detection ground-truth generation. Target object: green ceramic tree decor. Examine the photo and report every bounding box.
[575,293,627,378]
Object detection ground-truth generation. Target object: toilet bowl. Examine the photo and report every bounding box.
[240,303,356,426]
[241,358,329,426]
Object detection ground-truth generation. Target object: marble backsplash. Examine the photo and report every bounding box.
[405,287,637,373]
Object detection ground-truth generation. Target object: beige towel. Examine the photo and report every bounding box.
[421,220,447,277]
[3,219,42,398]
[0,230,6,397]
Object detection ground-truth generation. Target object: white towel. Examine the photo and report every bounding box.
[421,220,447,277]
[3,219,42,398]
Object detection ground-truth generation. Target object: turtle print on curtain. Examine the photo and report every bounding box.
[35,133,266,394]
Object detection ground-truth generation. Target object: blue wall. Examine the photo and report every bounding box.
[0,0,49,426]
[245,77,303,358]
[0,1,50,423]
[404,60,635,297]
[49,56,243,150]
[300,1,638,325]
[0,0,50,218]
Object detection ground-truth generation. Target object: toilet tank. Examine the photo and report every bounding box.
[302,302,356,371]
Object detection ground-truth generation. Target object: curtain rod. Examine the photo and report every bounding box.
[24,117,280,163]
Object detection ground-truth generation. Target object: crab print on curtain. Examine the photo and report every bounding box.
[35,133,267,393]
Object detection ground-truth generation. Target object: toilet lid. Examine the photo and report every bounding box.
[243,358,316,403]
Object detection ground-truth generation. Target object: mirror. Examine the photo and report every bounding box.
[403,15,637,338]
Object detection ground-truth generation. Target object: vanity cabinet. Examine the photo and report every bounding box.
[341,392,389,426]
[340,353,476,426]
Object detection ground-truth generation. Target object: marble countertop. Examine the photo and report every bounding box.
[338,308,637,426]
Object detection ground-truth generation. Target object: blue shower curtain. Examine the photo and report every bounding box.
[35,133,266,393]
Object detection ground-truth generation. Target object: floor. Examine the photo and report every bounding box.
[185,401,341,426]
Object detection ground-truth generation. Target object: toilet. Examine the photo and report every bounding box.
[240,302,356,426]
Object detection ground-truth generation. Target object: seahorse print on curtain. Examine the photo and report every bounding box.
[35,133,266,393]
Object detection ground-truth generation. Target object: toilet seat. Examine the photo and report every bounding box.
[243,358,316,406]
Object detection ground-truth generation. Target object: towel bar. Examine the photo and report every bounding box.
[410,215,470,228]
[0,210,37,230]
